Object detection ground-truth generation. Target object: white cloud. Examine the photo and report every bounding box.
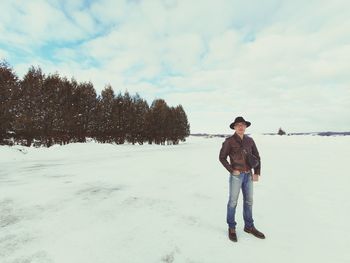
[1,0,349,133]
[0,0,97,47]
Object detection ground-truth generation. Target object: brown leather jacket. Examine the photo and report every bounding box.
[219,132,261,175]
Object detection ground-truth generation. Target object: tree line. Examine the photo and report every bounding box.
[0,61,190,147]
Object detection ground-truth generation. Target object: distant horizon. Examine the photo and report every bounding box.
[190,130,350,135]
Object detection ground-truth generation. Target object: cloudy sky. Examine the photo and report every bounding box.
[1,0,349,134]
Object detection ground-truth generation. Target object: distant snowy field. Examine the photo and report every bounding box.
[1,134,350,263]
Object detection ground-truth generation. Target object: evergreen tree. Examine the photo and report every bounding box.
[0,61,18,145]
[122,91,134,144]
[41,73,63,146]
[71,81,97,142]
[133,94,149,145]
[97,85,115,143]
[175,104,190,142]
[0,62,191,147]
[112,91,126,144]
[148,99,169,145]
[278,127,286,135]
[14,66,45,146]
[58,77,74,145]
[126,93,148,145]
[165,106,178,145]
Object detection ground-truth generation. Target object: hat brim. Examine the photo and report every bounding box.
[230,121,251,129]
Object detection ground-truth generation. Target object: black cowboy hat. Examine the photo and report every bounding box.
[229,116,251,129]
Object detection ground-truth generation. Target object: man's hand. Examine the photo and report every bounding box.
[252,174,259,181]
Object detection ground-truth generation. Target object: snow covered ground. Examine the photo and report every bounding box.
[1,134,350,263]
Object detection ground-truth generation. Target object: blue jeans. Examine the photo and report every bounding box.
[226,171,254,229]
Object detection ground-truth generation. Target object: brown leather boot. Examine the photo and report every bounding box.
[244,226,265,239]
[228,227,237,242]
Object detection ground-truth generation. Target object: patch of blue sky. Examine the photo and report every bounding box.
[55,0,95,15]
[2,21,114,71]
[242,32,256,43]
[199,37,210,62]
[122,62,145,79]
[159,62,185,79]
[0,43,29,65]
[12,40,100,69]
[123,61,185,86]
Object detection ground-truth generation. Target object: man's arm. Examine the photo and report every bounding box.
[219,139,233,173]
[251,139,261,175]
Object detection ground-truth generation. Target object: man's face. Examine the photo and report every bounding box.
[234,122,247,134]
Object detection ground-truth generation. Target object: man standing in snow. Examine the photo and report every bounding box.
[219,116,265,242]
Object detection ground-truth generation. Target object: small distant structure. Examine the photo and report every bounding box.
[277,127,286,135]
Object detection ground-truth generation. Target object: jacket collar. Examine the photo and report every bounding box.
[233,132,245,142]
